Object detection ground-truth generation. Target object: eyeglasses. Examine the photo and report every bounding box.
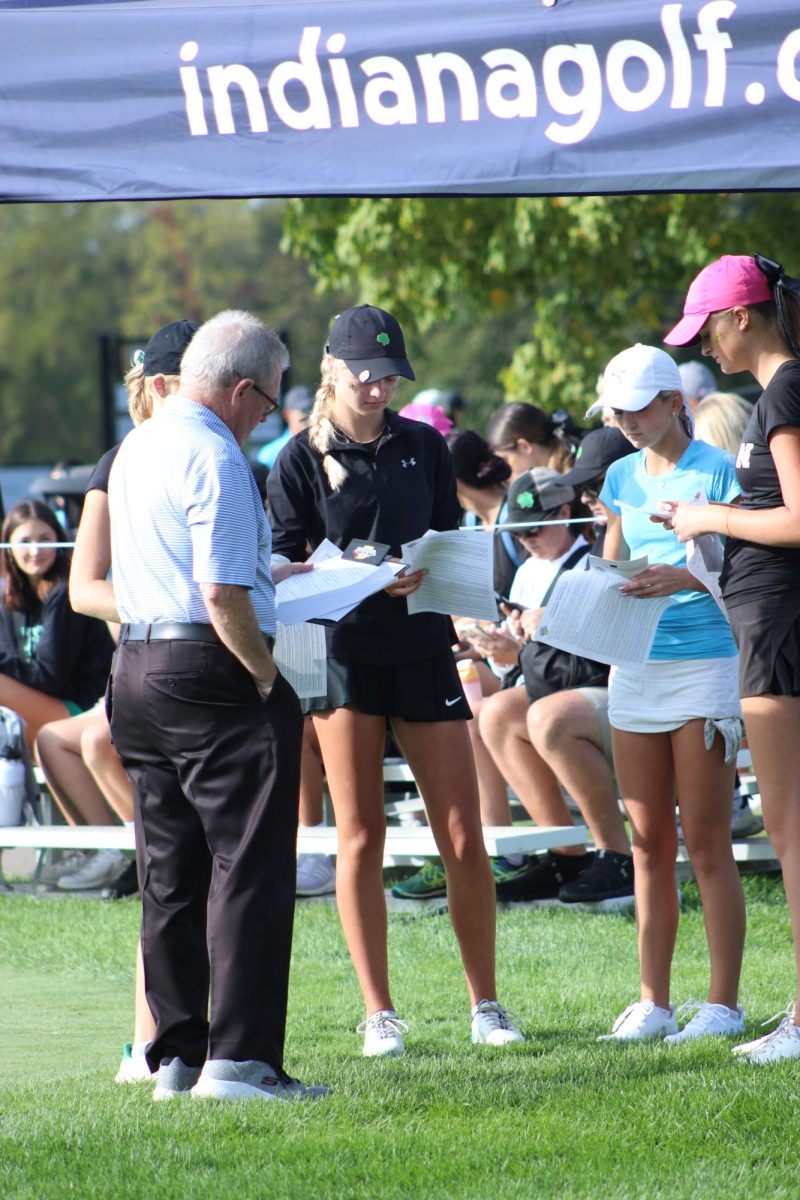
[241,377,280,415]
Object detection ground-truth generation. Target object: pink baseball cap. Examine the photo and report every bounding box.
[664,255,773,346]
[398,401,453,435]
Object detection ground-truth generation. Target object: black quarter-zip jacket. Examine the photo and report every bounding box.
[267,410,461,665]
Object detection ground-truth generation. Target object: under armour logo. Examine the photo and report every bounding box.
[401,457,417,468]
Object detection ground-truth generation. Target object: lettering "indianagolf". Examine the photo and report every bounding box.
[178,4,800,148]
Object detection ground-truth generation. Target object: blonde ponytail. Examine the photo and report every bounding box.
[124,360,181,426]
[307,357,349,491]
[124,359,151,425]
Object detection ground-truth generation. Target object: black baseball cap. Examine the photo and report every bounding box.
[326,305,415,383]
[142,319,199,376]
[560,427,634,489]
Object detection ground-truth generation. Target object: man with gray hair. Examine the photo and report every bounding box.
[108,310,326,1103]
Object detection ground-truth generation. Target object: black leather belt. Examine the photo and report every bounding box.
[120,622,220,643]
[119,623,275,651]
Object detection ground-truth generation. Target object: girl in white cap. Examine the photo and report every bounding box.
[668,254,800,1062]
[589,343,746,1045]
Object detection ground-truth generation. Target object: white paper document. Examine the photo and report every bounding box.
[535,556,675,668]
[687,533,727,616]
[400,529,499,621]
[274,551,402,626]
[273,621,327,699]
[615,499,673,518]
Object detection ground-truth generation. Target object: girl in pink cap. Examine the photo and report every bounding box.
[667,254,800,1063]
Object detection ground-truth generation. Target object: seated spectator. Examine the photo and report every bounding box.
[486,430,636,904]
[295,717,336,897]
[35,704,133,891]
[487,402,581,477]
[445,428,520,606]
[693,390,753,455]
[0,499,114,750]
[393,468,610,901]
[256,384,314,469]
[411,387,466,428]
[397,399,453,436]
[678,360,717,412]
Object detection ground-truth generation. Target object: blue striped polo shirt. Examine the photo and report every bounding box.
[108,395,276,633]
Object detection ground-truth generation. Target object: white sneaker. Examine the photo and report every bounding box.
[734,1017,800,1064]
[115,1042,154,1083]
[358,1010,408,1057]
[38,850,87,885]
[57,849,128,890]
[664,999,746,1044]
[732,1002,794,1055]
[598,1000,678,1041]
[296,854,336,897]
[471,999,524,1046]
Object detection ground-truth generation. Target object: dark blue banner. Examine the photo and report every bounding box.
[2,0,800,200]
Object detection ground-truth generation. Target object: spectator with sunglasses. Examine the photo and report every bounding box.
[461,473,599,854]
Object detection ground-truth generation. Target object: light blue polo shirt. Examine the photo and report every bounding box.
[600,439,739,660]
[108,395,276,633]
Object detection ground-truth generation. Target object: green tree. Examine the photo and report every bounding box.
[0,199,353,464]
[0,203,131,463]
[284,193,800,426]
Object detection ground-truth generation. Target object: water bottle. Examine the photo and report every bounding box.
[0,756,26,826]
[457,659,483,710]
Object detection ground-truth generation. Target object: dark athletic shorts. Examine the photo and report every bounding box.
[727,591,800,698]
[300,649,472,722]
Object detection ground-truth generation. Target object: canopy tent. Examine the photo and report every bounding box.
[2,0,800,201]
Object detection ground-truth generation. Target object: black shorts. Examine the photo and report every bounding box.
[300,650,472,722]
[728,591,800,698]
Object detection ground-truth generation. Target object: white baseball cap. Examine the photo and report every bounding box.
[586,344,683,418]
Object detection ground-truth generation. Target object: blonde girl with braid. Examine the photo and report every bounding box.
[268,305,522,1057]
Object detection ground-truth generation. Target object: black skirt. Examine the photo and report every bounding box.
[301,649,472,722]
[728,591,800,698]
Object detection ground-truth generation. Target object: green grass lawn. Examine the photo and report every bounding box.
[2,877,800,1200]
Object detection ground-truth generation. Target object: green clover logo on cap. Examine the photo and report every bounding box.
[376,332,390,346]
[517,491,535,509]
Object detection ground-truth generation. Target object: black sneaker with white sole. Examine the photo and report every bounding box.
[494,850,594,902]
[558,849,634,906]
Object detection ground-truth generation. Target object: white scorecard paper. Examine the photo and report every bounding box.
[535,555,675,668]
[273,621,327,699]
[401,528,499,621]
[274,542,403,626]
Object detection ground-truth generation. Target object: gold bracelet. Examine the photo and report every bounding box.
[725,507,733,538]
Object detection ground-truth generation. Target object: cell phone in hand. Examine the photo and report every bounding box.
[459,623,493,640]
[497,596,525,613]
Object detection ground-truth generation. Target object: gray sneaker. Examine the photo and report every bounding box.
[191,1059,330,1102]
[152,1057,202,1101]
[731,795,764,838]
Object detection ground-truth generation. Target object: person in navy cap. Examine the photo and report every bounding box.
[267,304,522,1057]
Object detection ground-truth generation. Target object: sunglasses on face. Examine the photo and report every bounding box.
[515,508,561,540]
